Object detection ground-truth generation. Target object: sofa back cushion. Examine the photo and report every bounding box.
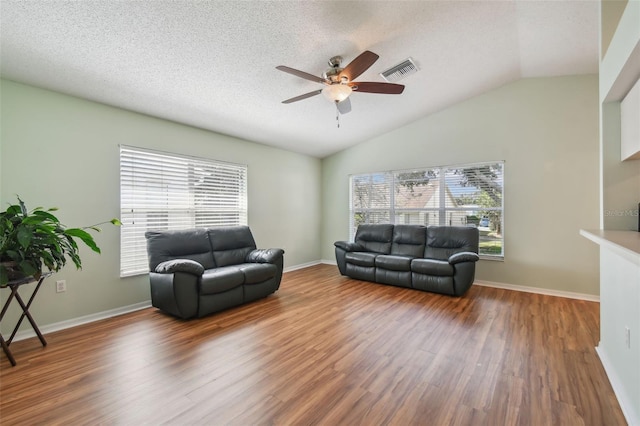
[391,225,426,257]
[355,224,394,254]
[207,226,257,267]
[424,226,479,260]
[145,228,216,271]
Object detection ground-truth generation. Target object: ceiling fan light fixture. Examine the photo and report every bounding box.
[322,84,352,102]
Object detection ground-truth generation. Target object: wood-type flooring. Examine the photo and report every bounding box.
[0,264,626,425]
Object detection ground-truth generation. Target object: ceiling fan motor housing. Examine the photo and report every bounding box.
[328,56,343,67]
[323,67,344,83]
[324,56,347,83]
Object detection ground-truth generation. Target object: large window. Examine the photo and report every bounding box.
[119,146,247,276]
[350,161,504,259]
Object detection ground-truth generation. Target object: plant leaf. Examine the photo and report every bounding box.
[17,226,32,249]
[6,205,22,216]
[65,228,101,254]
[0,267,8,286]
[18,260,38,276]
[17,197,28,216]
[31,210,61,223]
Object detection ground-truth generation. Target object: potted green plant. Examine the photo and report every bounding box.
[0,196,121,286]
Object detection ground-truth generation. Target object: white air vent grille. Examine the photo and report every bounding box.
[380,57,418,83]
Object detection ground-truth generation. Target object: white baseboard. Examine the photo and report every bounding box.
[596,345,639,426]
[321,259,337,266]
[474,279,599,302]
[12,300,152,342]
[283,260,322,273]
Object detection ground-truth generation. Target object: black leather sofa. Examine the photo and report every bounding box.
[145,226,284,319]
[334,224,479,296]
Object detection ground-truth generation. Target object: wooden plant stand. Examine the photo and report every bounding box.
[0,273,51,366]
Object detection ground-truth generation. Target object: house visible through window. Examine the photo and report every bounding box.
[119,145,248,276]
[350,161,504,259]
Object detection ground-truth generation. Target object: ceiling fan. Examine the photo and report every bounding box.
[276,50,405,115]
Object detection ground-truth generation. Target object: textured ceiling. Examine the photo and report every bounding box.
[0,1,599,158]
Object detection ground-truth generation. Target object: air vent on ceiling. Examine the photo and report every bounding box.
[380,57,418,83]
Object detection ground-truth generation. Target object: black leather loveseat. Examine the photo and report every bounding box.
[334,224,479,296]
[145,226,284,319]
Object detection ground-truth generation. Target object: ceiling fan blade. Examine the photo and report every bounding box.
[282,90,322,104]
[349,82,405,94]
[339,51,379,82]
[276,66,327,84]
[336,98,351,114]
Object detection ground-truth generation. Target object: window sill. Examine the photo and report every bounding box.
[480,255,504,262]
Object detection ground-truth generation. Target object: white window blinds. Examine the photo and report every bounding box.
[119,145,247,277]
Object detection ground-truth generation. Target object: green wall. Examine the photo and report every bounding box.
[321,75,601,296]
[0,73,604,336]
[0,79,322,333]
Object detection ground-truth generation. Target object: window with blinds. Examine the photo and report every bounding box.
[350,161,504,258]
[119,145,248,276]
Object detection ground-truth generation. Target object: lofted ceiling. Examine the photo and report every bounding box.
[0,1,599,158]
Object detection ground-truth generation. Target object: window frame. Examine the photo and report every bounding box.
[119,145,248,277]
[349,161,505,260]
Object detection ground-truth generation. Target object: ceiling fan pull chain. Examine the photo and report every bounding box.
[335,102,340,128]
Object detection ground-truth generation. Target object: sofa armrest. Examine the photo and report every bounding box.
[155,259,205,276]
[448,252,480,265]
[246,248,285,264]
[334,241,363,252]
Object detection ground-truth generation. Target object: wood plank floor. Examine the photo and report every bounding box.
[0,264,626,425]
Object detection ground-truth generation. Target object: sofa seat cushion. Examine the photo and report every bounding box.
[239,263,277,284]
[375,255,413,271]
[345,252,377,267]
[411,258,454,276]
[200,266,244,295]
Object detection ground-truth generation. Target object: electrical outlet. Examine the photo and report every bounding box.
[56,280,66,293]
